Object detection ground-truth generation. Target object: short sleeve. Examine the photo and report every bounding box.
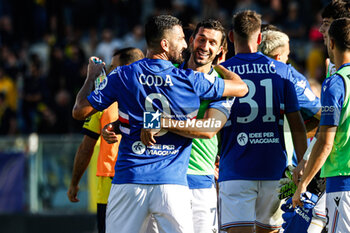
[208,97,235,119]
[320,74,345,126]
[284,76,300,113]
[294,79,321,119]
[87,67,122,111]
[189,71,225,100]
[82,111,102,139]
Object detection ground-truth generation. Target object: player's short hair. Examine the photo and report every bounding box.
[321,0,350,19]
[145,15,182,49]
[113,47,145,65]
[232,10,261,40]
[258,30,289,57]
[328,18,350,51]
[261,24,281,32]
[192,19,226,46]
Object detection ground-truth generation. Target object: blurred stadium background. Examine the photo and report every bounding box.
[0,0,331,232]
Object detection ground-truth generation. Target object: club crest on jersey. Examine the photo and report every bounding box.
[94,77,108,94]
[237,132,248,146]
[132,141,146,154]
[143,110,161,129]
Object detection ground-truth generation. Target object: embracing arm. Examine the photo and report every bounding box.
[214,65,248,97]
[163,108,227,139]
[140,108,228,146]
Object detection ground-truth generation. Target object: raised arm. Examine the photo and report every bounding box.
[214,65,248,97]
[72,57,104,120]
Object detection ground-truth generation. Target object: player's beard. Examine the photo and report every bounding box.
[168,48,185,65]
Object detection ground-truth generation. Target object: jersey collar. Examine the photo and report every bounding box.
[338,63,350,71]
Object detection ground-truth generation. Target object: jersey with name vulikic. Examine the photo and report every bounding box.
[87,58,225,185]
[219,52,299,181]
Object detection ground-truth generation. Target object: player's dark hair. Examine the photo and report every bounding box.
[113,47,145,65]
[321,0,350,19]
[192,19,226,46]
[232,10,261,40]
[145,15,182,49]
[328,18,350,51]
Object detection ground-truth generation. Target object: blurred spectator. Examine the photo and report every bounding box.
[21,56,49,133]
[122,25,147,52]
[0,66,17,111]
[306,13,326,83]
[95,29,122,64]
[0,91,17,135]
[281,1,305,39]
[0,15,15,48]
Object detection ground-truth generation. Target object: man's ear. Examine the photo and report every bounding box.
[189,36,194,45]
[160,39,169,52]
[257,32,262,45]
[217,46,223,56]
[274,54,281,62]
[329,38,335,50]
[228,30,234,43]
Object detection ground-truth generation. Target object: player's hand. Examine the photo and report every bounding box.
[67,185,80,202]
[282,192,318,232]
[87,56,105,80]
[293,159,307,185]
[102,123,119,144]
[292,185,307,208]
[141,128,160,146]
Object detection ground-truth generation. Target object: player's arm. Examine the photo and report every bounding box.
[164,108,227,139]
[305,116,320,138]
[72,57,103,120]
[286,111,307,163]
[67,135,97,202]
[141,108,227,146]
[292,125,336,208]
[214,65,248,97]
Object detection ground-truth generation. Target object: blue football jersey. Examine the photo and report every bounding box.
[87,58,225,185]
[219,52,299,181]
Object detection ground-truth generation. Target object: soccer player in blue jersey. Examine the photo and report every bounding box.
[258,29,327,233]
[217,11,307,233]
[72,15,247,233]
[103,19,233,233]
[293,18,350,233]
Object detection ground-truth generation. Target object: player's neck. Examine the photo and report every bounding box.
[187,56,212,73]
[334,51,350,70]
[234,42,258,54]
[146,50,169,61]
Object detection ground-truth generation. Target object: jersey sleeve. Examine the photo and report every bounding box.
[189,70,225,100]
[82,111,102,139]
[295,81,321,120]
[320,74,345,126]
[284,75,300,114]
[87,67,122,111]
[208,97,235,119]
